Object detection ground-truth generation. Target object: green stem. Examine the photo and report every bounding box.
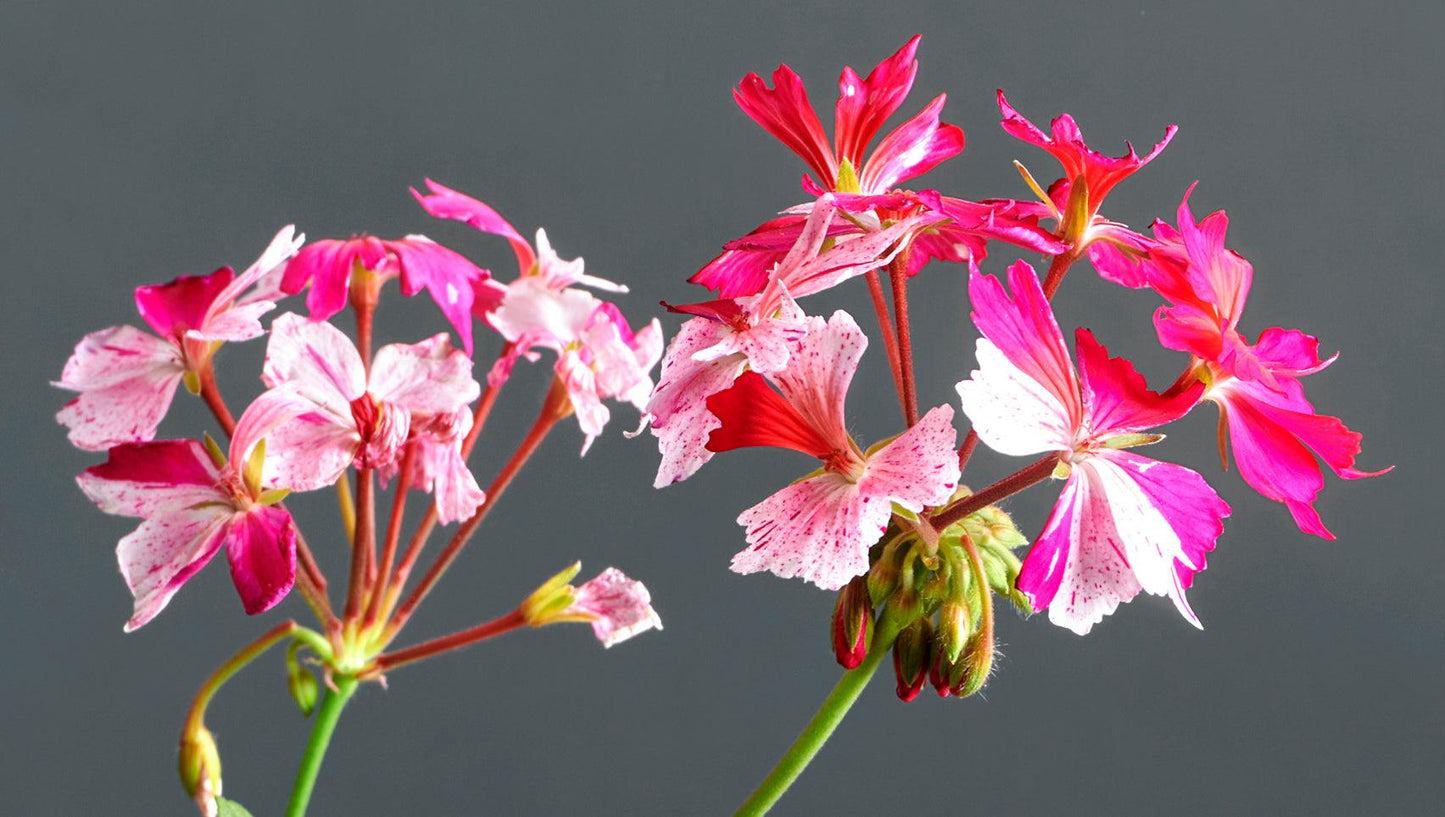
[733,635,891,817]
[284,675,359,817]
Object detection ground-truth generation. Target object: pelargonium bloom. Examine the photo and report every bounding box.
[254,313,481,491]
[56,226,304,451]
[76,405,301,630]
[997,90,1176,286]
[956,261,1230,634]
[1138,192,1387,537]
[281,232,493,355]
[736,35,963,196]
[403,407,488,525]
[705,311,960,590]
[567,567,665,648]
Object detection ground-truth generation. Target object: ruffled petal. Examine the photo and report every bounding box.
[568,567,663,648]
[859,404,959,510]
[55,325,184,450]
[369,334,481,417]
[411,179,536,276]
[858,94,965,192]
[732,472,884,591]
[262,313,365,409]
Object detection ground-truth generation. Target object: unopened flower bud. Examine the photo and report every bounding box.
[866,537,906,606]
[950,632,995,699]
[286,646,319,718]
[831,575,872,670]
[935,600,972,666]
[892,617,933,702]
[179,724,222,817]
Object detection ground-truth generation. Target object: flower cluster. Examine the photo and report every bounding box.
[642,36,1386,703]
[58,183,662,815]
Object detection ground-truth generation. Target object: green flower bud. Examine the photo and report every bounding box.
[179,724,222,817]
[892,617,933,702]
[286,644,319,718]
[831,575,873,670]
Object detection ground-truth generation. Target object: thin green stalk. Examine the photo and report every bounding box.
[284,675,359,817]
[733,634,891,816]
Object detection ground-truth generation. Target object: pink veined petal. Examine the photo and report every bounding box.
[134,266,235,340]
[858,94,965,193]
[224,505,297,615]
[1082,223,1157,289]
[768,312,865,453]
[118,506,230,631]
[1249,327,1336,380]
[242,386,358,492]
[56,325,185,451]
[691,289,807,376]
[262,313,365,409]
[471,275,509,322]
[859,404,960,511]
[413,426,486,524]
[1017,469,1144,635]
[557,350,610,455]
[386,235,484,355]
[189,299,277,343]
[967,261,1081,423]
[369,334,481,417]
[1075,328,1202,437]
[531,229,626,293]
[1085,451,1230,628]
[205,225,306,323]
[734,63,837,190]
[77,440,224,518]
[1153,302,1227,362]
[411,179,537,276]
[733,471,884,591]
[568,567,664,648]
[833,35,920,168]
[781,210,940,299]
[956,338,1075,456]
[1175,193,1251,328]
[641,317,747,486]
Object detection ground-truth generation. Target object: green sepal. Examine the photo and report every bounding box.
[242,438,267,498]
[217,798,257,817]
[183,370,202,395]
[1063,173,1091,243]
[256,488,290,506]
[202,432,228,469]
[286,642,319,718]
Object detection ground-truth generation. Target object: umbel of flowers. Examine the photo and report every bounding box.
[639,36,1387,814]
[57,184,663,816]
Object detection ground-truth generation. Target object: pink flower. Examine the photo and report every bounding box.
[997,90,1176,227]
[705,311,960,590]
[735,35,963,195]
[1139,192,1387,538]
[956,261,1229,634]
[56,227,304,451]
[255,313,481,490]
[567,567,664,648]
[75,411,299,630]
[280,232,492,355]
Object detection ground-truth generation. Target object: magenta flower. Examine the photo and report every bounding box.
[567,567,664,648]
[280,232,492,355]
[1137,192,1387,537]
[56,227,304,451]
[956,261,1230,634]
[705,311,960,590]
[735,35,963,196]
[75,409,300,631]
[255,313,481,490]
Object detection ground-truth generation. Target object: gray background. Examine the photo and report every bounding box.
[2,1,1440,814]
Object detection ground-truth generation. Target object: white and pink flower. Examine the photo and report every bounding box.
[956,261,1230,634]
[706,311,960,590]
[56,227,304,450]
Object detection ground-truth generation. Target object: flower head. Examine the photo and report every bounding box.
[706,311,960,590]
[735,36,964,196]
[76,409,300,630]
[956,261,1229,633]
[56,227,303,451]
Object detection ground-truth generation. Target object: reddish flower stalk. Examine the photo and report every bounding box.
[888,255,919,426]
[374,345,512,628]
[1040,249,1080,300]
[344,467,376,622]
[956,429,979,471]
[930,453,1058,530]
[363,441,417,627]
[371,609,527,673]
[384,379,569,641]
[197,366,236,438]
[863,270,906,417]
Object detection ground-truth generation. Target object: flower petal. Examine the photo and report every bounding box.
[411,179,537,276]
[369,334,481,417]
[56,325,184,451]
[569,567,663,648]
[77,440,224,517]
[118,507,229,631]
[224,505,297,615]
[262,313,365,409]
[733,472,884,591]
[859,404,959,511]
